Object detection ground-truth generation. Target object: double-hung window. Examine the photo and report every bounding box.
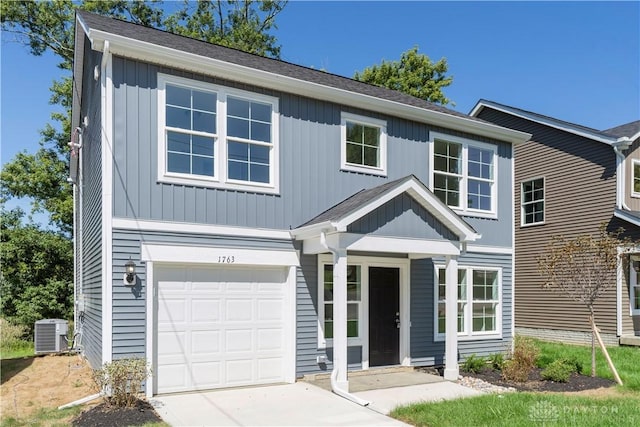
[341,113,387,176]
[521,178,545,226]
[435,266,501,340]
[632,159,640,198]
[158,74,279,193]
[321,264,362,344]
[630,257,640,315]
[431,132,497,216]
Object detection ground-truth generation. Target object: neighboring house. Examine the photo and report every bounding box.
[71,11,530,397]
[471,100,640,346]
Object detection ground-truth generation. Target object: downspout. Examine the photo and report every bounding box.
[320,231,370,407]
[613,138,632,210]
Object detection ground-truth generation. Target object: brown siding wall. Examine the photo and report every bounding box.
[477,109,621,335]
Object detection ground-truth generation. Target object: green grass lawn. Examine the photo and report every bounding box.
[0,342,34,360]
[392,339,640,426]
[391,393,640,427]
[0,406,83,427]
[534,339,640,391]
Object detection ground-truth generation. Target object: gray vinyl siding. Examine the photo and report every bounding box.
[78,40,103,369]
[110,229,295,359]
[348,193,458,240]
[410,253,513,365]
[477,108,622,335]
[110,57,513,247]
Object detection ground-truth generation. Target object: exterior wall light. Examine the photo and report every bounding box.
[124,258,137,286]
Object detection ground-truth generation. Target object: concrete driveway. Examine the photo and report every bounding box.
[150,382,407,426]
[150,379,481,426]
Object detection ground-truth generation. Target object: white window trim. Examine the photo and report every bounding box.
[428,132,498,218]
[433,265,503,341]
[521,176,545,227]
[316,255,411,369]
[340,112,387,176]
[157,73,280,194]
[631,159,640,199]
[629,256,640,315]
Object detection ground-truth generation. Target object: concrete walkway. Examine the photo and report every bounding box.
[151,370,482,426]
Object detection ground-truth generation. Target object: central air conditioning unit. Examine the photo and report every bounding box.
[34,319,69,354]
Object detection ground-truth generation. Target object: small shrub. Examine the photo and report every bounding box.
[541,359,577,382]
[488,353,505,371]
[461,354,486,373]
[502,336,539,382]
[93,358,151,407]
[0,318,31,354]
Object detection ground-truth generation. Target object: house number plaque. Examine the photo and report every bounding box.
[217,256,235,264]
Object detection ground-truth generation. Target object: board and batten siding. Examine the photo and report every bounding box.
[109,56,514,248]
[477,108,622,336]
[78,40,103,369]
[410,253,513,365]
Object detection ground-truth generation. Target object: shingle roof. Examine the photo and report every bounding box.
[298,176,416,228]
[603,120,640,139]
[76,11,485,123]
[474,99,615,140]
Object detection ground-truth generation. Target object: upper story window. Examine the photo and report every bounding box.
[431,132,497,216]
[341,112,387,176]
[435,266,502,340]
[632,159,640,198]
[521,177,545,226]
[158,74,279,193]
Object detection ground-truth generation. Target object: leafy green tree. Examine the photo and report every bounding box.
[0,208,73,328]
[354,46,454,106]
[0,0,287,328]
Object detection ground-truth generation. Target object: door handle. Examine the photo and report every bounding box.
[395,312,401,329]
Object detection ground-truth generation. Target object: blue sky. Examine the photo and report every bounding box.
[1,1,639,209]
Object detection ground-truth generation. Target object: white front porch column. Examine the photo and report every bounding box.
[332,248,349,390]
[444,255,459,381]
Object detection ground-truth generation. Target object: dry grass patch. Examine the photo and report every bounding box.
[1,354,96,423]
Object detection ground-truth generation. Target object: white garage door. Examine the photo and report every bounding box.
[155,264,288,394]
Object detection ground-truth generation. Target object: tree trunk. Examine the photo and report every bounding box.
[590,315,623,386]
[591,316,596,377]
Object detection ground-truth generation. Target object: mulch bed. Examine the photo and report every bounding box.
[465,367,616,392]
[72,398,164,427]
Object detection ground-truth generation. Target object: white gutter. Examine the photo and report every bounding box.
[613,137,633,210]
[320,231,369,407]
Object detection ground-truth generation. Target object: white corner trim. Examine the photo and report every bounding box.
[140,243,300,267]
[101,45,114,365]
[145,261,155,397]
[85,29,529,145]
[111,217,292,240]
[616,248,623,336]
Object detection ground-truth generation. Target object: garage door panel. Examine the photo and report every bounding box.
[191,299,221,322]
[257,358,284,380]
[257,329,283,351]
[226,299,253,321]
[156,265,288,394]
[191,330,221,354]
[258,299,283,321]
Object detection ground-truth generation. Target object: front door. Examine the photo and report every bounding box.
[368,267,400,366]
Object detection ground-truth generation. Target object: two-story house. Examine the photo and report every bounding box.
[71,12,530,397]
[471,100,640,346]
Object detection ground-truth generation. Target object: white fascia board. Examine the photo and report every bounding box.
[112,217,292,240]
[614,209,640,227]
[342,234,460,256]
[140,243,300,266]
[289,221,336,240]
[85,30,529,145]
[465,245,514,255]
[471,101,616,145]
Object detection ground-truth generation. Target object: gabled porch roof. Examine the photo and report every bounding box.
[290,175,480,257]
